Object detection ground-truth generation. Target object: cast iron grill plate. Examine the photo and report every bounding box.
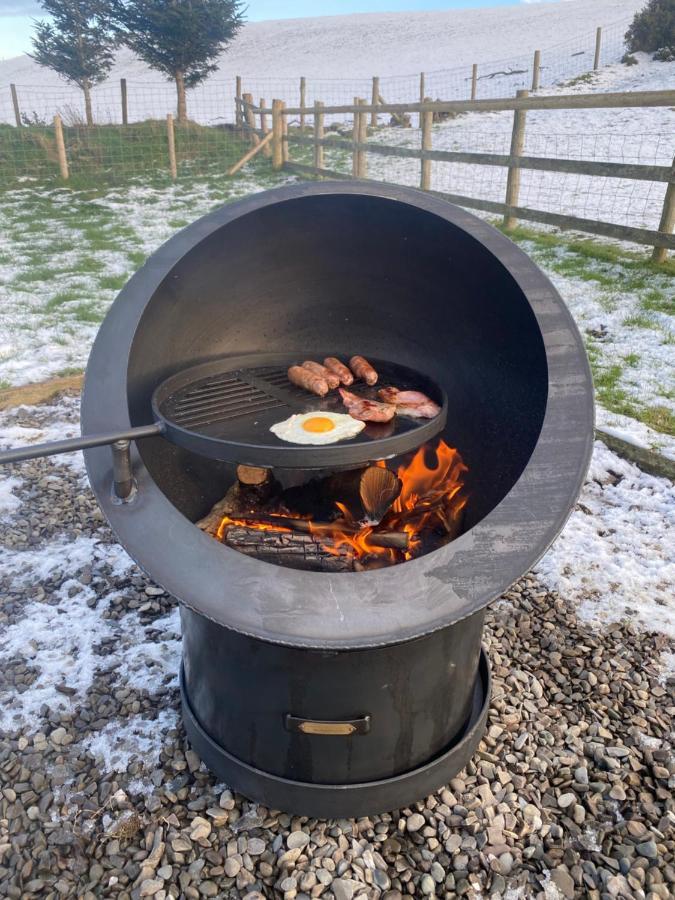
[152,352,447,468]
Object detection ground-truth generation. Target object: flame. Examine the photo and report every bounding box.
[217,439,467,568]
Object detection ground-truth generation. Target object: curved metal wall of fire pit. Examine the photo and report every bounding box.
[82,182,593,816]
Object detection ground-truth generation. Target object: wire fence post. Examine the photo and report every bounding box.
[120,78,128,125]
[272,99,284,170]
[166,113,177,180]
[260,98,272,158]
[10,84,21,127]
[470,64,478,101]
[235,76,242,129]
[503,89,528,231]
[300,77,306,131]
[532,50,541,91]
[420,100,433,191]
[371,76,379,128]
[594,27,602,70]
[314,100,324,171]
[53,114,69,180]
[652,158,675,263]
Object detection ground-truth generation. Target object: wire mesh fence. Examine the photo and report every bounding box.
[0,14,633,188]
[310,123,673,235]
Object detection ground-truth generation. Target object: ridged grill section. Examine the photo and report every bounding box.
[169,370,286,430]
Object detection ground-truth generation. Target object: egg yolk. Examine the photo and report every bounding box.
[302,416,336,433]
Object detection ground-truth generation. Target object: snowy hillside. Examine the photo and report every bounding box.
[0,0,644,81]
[0,0,645,125]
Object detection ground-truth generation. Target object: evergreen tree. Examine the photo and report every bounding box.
[31,0,115,125]
[109,0,245,122]
[626,0,675,54]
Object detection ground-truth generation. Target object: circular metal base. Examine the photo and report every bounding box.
[180,648,491,818]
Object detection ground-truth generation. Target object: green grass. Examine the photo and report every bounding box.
[641,289,675,315]
[622,313,659,330]
[43,289,84,311]
[0,120,251,189]
[502,225,675,279]
[71,302,103,324]
[55,366,84,377]
[98,273,128,291]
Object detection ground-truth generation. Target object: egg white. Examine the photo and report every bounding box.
[270,412,366,445]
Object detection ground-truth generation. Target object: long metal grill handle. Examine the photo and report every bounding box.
[0,422,164,464]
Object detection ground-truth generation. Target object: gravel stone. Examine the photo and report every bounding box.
[406,813,425,832]
[0,396,673,900]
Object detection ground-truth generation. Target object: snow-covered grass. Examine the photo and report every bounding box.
[0,165,295,386]
[534,440,675,638]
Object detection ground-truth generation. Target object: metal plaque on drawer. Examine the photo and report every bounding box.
[285,715,371,736]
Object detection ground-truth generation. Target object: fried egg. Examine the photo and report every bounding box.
[270,411,366,445]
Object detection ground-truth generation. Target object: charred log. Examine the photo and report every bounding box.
[225,526,356,572]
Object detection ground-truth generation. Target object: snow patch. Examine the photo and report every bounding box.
[82,709,178,774]
[0,475,22,514]
[535,441,675,638]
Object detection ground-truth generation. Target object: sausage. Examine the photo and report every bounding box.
[323,357,354,386]
[302,360,340,390]
[349,355,378,385]
[287,365,329,397]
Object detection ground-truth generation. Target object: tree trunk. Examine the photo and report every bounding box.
[83,81,93,126]
[175,71,187,123]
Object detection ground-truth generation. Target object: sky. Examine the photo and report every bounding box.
[0,0,544,60]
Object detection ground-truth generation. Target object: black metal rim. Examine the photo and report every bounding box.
[82,181,594,649]
[179,646,491,819]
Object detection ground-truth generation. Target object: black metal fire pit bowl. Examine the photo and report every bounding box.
[80,181,594,818]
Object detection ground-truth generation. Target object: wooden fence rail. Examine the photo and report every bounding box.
[242,89,675,260]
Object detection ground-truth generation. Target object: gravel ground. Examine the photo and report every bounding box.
[0,395,673,900]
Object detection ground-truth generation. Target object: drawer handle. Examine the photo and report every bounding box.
[285,715,371,736]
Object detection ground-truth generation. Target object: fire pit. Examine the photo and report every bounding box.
[1,182,593,817]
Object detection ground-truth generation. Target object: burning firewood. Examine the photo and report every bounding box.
[359,466,401,524]
[196,466,277,536]
[224,512,409,551]
[225,526,357,572]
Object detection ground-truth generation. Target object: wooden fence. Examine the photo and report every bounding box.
[238,89,675,263]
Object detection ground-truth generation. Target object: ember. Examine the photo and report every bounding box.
[213,439,467,570]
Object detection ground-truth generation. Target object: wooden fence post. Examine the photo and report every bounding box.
[53,114,69,180]
[419,73,425,105]
[652,158,675,263]
[314,100,324,171]
[532,50,541,91]
[594,27,602,70]
[272,99,283,170]
[235,76,242,129]
[503,89,528,231]
[300,76,306,131]
[259,98,271,158]
[166,113,177,180]
[242,93,260,147]
[470,64,478,101]
[352,96,360,177]
[120,78,128,125]
[282,102,289,164]
[371,76,379,128]
[10,84,21,127]
[420,100,433,191]
[358,98,368,178]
